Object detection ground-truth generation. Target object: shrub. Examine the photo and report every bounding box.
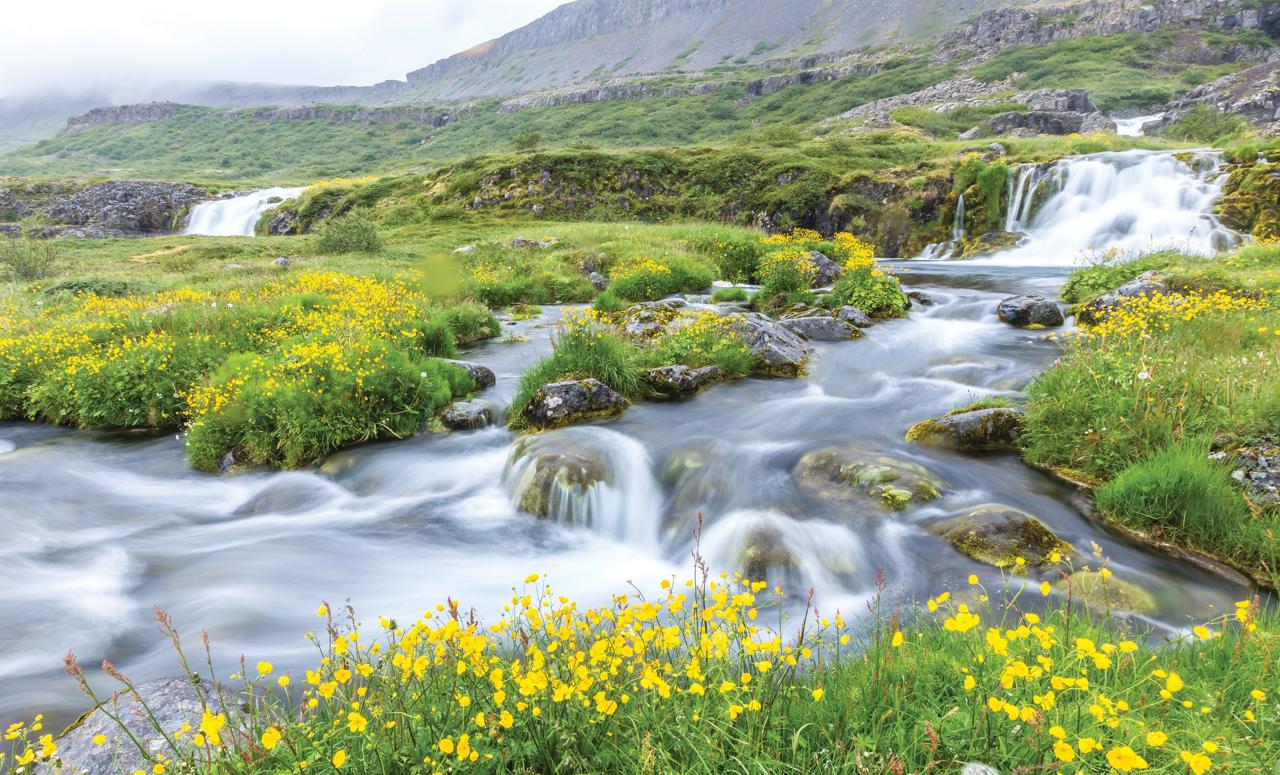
[314,211,382,254]
[708,236,766,283]
[757,249,816,298]
[642,310,755,377]
[508,310,643,424]
[1060,251,1180,304]
[437,303,501,344]
[827,267,908,318]
[0,237,60,280]
[710,287,750,303]
[1165,105,1249,144]
[514,129,544,151]
[607,257,713,302]
[186,340,472,470]
[592,289,627,314]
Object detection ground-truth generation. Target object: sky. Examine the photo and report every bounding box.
[0,0,566,99]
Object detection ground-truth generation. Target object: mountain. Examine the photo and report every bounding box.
[401,0,1049,101]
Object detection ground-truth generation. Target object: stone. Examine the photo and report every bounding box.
[906,290,935,308]
[835,305,874,327]
[780,316,863,341]
[794,446,943,512]
[508,438,608,518]
[906,406,1025,452]
[511,237,557,249]
[1054,571,1158,615]
[996,293,1065,328]
[587,271,608,291]
[444,360,496,390]
[1231,441,1280,506]
[955,231,1021,258]
[266,208,299,236]
[218,450,238,473]
[1081,112,1119,134]
[521,379,629,430]
[958,126,984,141]
[1077,272,1169,325]
[986,143,1007,156]
[452,244,477,254]
[805,250,843,287]
[442,401,493,430]
[725,312,813,377]
[272,256,292,268]
[36,181,207,236]
[620,300,688,338]
[930,505,1074,568]
[642,365,726,399]
[53,677,233,775]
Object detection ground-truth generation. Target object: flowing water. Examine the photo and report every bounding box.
[183,188,306,237]
[1114,113,1165,138]
[0,150,1252,723]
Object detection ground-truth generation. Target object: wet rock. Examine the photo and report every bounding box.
[1054,571,1157,615]
[931,505,1074,568]
[906,407,1024,452]
[794,446,943,512]
[1077,272,1170,325]
[53,677,233,775]
[442,401,493,430]
[521,379,629,430]
[780,316,863,341]
[266,208,299,236]
[272,256,292,268]
[956,231,1021,258]
[725,312,812,377]
[780,302,818,320]
[642,365,725,399]
[1082,112,1118,134]
[444,360,496,390]
[620,299,687,338]
[233,476,333,516]
[836,305,874,327]
[805,250,843,287]
[996,293,1064,328]
[906,290,936,308]
[508,438,608,518]
[218,450,238,473]
[740,524,796,583]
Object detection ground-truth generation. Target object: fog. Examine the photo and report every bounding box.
[0,0,566,99]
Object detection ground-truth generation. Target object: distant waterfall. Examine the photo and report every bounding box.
[1114,113,1165,138]
[951,194,966,241]
[921,150,1238,265]
[184,187,306,237]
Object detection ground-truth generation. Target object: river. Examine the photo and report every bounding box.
[0,150,1250,724]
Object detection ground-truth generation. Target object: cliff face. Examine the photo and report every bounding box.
[401,0,1041,101]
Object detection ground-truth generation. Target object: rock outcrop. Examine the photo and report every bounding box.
[794,446,943,512]
[930,505,1074,568]
[906,406,1025,452]
[642,365,726,399]
[780,316,863,340]
[1076,272,1170,325]
[996,293,1065,328]
[441,401,493,430]
[725,312,813,377]
[521,379,629,430]
[10,181,207,237]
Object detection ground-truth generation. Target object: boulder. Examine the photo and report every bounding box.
[958,126,984,141]
[587,271,608,291]
[442,401,493,430]
[906,407,1024,452]
[511,237,557,249]
[805,250,843,287]
[642,365,725,399]
[725,313,812,377]
[836,306,874,327]
[272,256,292,268]
[620,300,687,338]
[1229,441,1280,507]
[996,293,1065,328]
[444,360,496,390]
[1081,112,1118,134]
[780,316,863,341]
[521,379,629,430]
[989,110,1088,137]
[955,231,1021,258]
[1076,272,1169,325]
[795,446,943,512]
[1054,571,1157,615]
[266,208,299,236]
[930,505,1074,568]
[52,677,232,775]
[739,524,797,583]
[906,290,935,308]
[508,442,608,518]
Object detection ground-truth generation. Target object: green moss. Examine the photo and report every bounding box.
[933,506,1074,569]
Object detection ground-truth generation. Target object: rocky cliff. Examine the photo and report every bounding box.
[0,180,206,238]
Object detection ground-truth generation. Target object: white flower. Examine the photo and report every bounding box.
[1136,371,1150,381]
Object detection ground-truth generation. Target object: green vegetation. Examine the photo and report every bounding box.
[890,103,1024,138]
[970,31,1252,111]
[508,318,644,425]
[23,570,1277,775]
[313,210,383,254]
[826,265,909,318]
[710,286,749,302]
[1165,105,1251,144]
[1023,244,1280,583]
[0,237,60,279]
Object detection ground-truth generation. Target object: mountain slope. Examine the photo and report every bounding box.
[402,0,1048,100]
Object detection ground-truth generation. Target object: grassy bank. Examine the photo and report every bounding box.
[5,565,1274,774]
[1023,243,1280,585]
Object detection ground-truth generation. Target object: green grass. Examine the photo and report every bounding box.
[507,324,644,425]
[889,103,1025,138]
[710,286,749,302]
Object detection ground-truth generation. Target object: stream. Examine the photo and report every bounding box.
[0,150,1251,724]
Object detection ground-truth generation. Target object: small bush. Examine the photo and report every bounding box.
[757,249,816,298]
[1165,105,1249,144]
[642,310,755,377]
[593,289,627,314]
[314,211,383,254]
[710,287,750,303]
[0,238,60,280]
[438,303,501,344]
[607,257,713,303]
[708,236,766,283]
[827,267,908,318]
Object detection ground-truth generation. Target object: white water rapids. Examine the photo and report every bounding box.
[1114,113,1165,138]
[184,187,306,237]
[0,150,1255,725]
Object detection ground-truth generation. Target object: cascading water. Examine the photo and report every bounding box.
[931,150,1238,266]
[951,193,966,242]
[184,187,306,237]
[1114,113,1165,138]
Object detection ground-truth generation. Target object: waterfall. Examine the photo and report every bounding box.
[1114,113,1165,138]
[184,187,306,237]
[928,150,1238,266]
[503,427,663,549]
[952,194,966,242]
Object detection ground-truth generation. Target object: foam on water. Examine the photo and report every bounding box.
[184,187,306,237]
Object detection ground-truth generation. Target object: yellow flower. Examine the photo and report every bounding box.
[1146,731,1167,748]
[525,573,540,583]
[1078,737,1099,754]
[1106,746,1148,772]
[1180,751,1211,775]
[438,738,455,754]
[1251,689,1267,701]
[963,675,976,691]
[1054,741,1076,762]
[256,661,273,675]
[198,710,225,747]
[277,675,291,688]
[967,575,979,585]
[347,712,368,733]
[1039,581,1051,596]
[332,750,347,769]
[1166,672,1184,693]
[261,727,282,750]
[92,734,107,746]
[316,604,329,616]
[890,631,904,648]
[811,688,824,702]
[1201,742,1218,754]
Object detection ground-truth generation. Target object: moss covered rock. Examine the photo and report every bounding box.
[930,505,1074,568]
[1217,161,1280,241]
[1054,571,1158,615]
[954,231,1022,259]
[508,438,608,518]
[794,446,942,512]
[906,407,1024,452]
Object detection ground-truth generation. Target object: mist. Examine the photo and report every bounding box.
[0,0,566,100]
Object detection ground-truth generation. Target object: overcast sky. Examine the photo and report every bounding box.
[0,0,566,99]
